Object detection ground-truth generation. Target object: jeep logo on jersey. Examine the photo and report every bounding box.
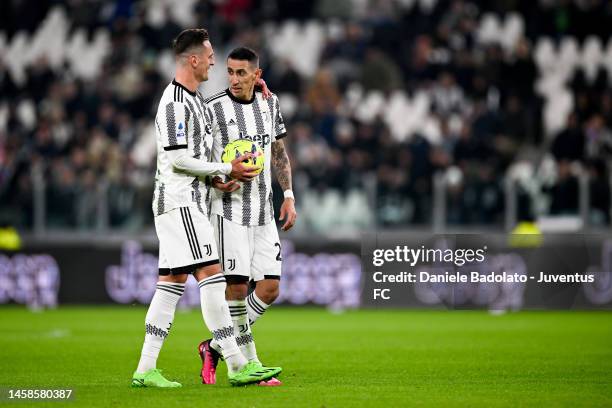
[239,132,270,147]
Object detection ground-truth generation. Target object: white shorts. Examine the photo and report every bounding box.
[155,207,219,275]
[211,214,282,282]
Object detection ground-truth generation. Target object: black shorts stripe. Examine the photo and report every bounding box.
[180,208,198,259]
[263,275,281,280]
[158,268,171,276]
[172,259,219,275]
[218,215,225,268]
[185,208,203,259]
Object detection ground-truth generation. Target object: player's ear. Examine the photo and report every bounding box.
[255,68,262,80]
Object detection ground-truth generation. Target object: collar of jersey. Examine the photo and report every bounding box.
[172,79,197,97]
[225,88,255,104]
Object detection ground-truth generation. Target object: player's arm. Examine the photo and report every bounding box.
[168,149,256,181]
[271,139,297,231]
[163,101,257,181]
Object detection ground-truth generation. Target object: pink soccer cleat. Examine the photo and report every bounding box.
[258,377,283,386]
[198,339,220,384]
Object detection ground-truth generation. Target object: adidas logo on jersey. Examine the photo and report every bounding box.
[228,119,236,126]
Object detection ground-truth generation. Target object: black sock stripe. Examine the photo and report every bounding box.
[186,208,203,259]
[198,277,226,286]
[180,208,197,259]
[157,283,186,292]
[198,277,226,288]
[163,283,186,289]
[247,295,266,314]
[157,284,185,294]
[247,294,266,313]
[157,286,184,297]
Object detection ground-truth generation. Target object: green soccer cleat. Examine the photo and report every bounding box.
[228,361,282,386]
[252,361,282,378]
[131,368,182,388]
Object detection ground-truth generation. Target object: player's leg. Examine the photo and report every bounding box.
[189,210,279,385]
[201,216,280,383]
[246,221,283,385]
[248,221,282,326]
[132,216,187,388]
[248,278,278,326]
[207,216,253,361]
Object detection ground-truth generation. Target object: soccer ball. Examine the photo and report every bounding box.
[221,139,264,175]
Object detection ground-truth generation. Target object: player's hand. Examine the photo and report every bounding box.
[256,78,272,99]
[279,198,297,231]
[230,153,259,181]
[212,176,241,193]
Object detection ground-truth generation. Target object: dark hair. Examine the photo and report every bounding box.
[172,29,209,56]
[227,47,259,66]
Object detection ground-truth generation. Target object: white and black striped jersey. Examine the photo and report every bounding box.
[152,80,215,216]
[206,89,287,226]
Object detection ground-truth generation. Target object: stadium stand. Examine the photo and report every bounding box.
[0,0,610,233]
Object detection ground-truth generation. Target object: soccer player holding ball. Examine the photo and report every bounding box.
[198,47,297,385]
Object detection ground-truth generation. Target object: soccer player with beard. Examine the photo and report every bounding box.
[198,47,297,385]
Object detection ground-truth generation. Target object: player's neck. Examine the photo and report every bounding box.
[174,72,199,95]
[228,87,255,104]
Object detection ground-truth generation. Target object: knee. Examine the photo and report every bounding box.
[159,274,188,284]
[256,280,279,304]
[226,282,249,300]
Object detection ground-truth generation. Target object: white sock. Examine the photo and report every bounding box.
[246,292,270,326]
[198,274,247,373]
[228,300,259,363]
[136,282,185,373]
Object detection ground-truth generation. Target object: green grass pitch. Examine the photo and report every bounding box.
[0,307,611,407]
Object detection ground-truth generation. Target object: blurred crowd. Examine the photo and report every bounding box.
[0,0,610,232]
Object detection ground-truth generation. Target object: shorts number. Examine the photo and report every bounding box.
[274,243,282,261]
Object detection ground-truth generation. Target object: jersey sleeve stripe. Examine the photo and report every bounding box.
[163,144,187,151]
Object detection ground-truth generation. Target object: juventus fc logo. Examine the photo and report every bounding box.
[227,259,236,271]
[203,244,212,256]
